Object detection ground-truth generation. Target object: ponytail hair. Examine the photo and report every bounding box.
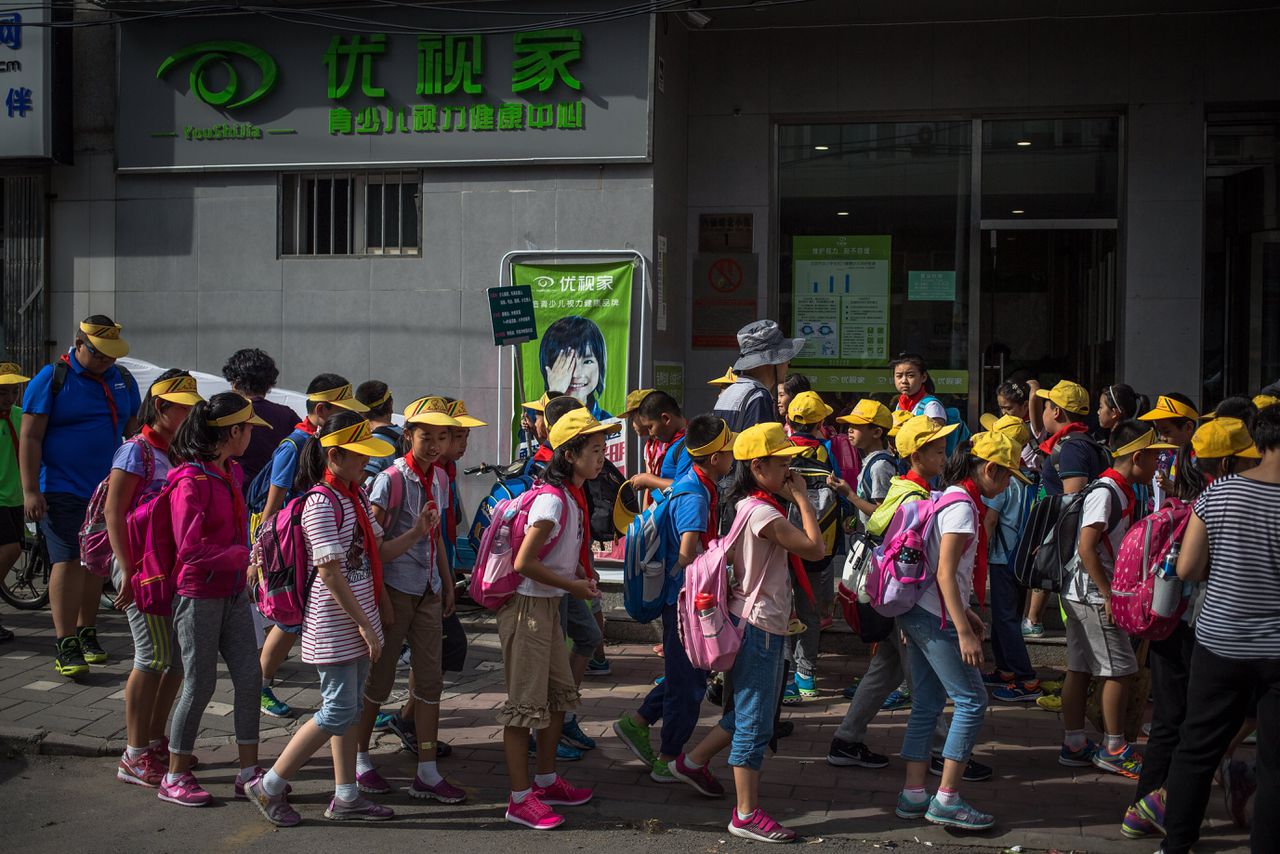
[1171,442,1206,501]
[138,367,193,432]
[293,409,366,493]
[942,439,984,487]
[169,392,245,465]
[539,433,590,488]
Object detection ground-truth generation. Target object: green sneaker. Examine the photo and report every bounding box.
[650,758,678,784]
[260,686,292,718]
[77,626,107,665]
[612,715,656,767]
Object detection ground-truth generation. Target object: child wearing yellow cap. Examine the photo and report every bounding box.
[831,399,897,526]
[667,423,825,843]
[0,361,31,644]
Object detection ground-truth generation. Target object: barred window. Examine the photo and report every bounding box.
[280,171,421,257]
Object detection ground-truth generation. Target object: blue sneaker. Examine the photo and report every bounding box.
[1093,744,1143,780]
[841,677,862,699]
[1058,739,1098,768]
[925,795,994,831]
[560,716,596,751]
[260,686,291,718]
[894,791,929,820]
[373,712,396,731]
[586,656,611,677]
[992,680,1043,703]
[795,672,818,698]
[881,689,911,711]
[529,733,582,762]
[782,680,802,705]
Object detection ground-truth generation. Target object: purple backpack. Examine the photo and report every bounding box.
[80,436,156,578]
[252,484,343,626]
[867,490,977,623]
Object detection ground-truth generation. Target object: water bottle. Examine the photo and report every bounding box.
[491,508,516,556]
[1151,544,1182,618]
[895,544,925,580]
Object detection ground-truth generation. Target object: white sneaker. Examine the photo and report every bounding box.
[396,646,411,671]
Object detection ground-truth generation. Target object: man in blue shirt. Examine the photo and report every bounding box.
[612,415,737,783]
[20,317,141,677]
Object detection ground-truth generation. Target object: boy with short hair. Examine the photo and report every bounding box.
[832,399,896,526]
[1138,393,1200,504]
[357,380,400,481]
[629,391,690,493]
[1059,421,1175,779]
[613,415,737,785]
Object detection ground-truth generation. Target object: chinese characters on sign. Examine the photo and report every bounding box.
[792,236,891,367]
[486,285,538,347]
[2,11,31,119]
[1,2,51,159]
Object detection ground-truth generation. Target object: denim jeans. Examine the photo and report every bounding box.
[313,657,371,736]
[638,602,709,757]
[718,622,787,771]
[988,562,1035,680]
[898,605,988,763]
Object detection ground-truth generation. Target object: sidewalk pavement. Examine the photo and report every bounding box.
[0,603,1251,852]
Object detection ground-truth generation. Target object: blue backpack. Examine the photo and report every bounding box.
[466,464,535,557]
[913,396,972,456]
[622,483,699,624]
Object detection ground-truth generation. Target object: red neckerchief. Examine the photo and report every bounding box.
[789,433,822,449]
[402,451,438,494]
[691,464,720,549]
[565,481,596,581]
[63,353,120,434]
[294,419,318,435]
[898,387,928,413]
[140,424,170,453]
[959,478,989,608]
[748,489,815,605]
[1038,421,1088,455]
[533,444,553,464]
[902,470,931,491]
[443,459,459,543]
[1099,468,1136,520]
[324,470,383,599]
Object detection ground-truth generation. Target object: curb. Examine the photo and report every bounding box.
[0,724,127,758]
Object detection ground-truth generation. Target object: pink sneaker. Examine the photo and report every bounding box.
[356,767,392,795]
[506,793,565,830]
[234,768,292,800]
[533,775,593,806]
[245,777,302,827]
[729,807,797,843]
[153,737,198,770]
[670,753,726,797]
[117,751,165,788]
[157,772,212,807]
[324,794,395,821]
[409,775,467,803]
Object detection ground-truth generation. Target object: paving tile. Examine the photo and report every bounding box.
[22,680,64,692]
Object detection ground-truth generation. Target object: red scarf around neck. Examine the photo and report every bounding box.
[295,419,318,435]
[141,424,170,453]
[789,433,822,449]
[958,478,988,608]
[1038,421,1088,455]
[902,469,931,491]
[565,481,596,582]
[691,464,720,549]
[898,387,928,414]
[324,470,383,600]
[402,451,438,492]
[1099,468,1136,521]
[533,444,553,464]
[749,489,815,605]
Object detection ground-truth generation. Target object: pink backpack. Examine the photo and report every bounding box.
[468,483,565,611]
[252,484,343,627]
[80,436,156,578]
[124,464,199,617]
[677,497,769,673]
[1111,498,1193,640]
[867,491,976,623]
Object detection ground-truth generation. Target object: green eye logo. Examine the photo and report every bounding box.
[157,41,278,110]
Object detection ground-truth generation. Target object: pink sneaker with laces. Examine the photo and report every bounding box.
[728,807,797,843]
[533,775,593,806]
[670,753,726,797]
[157,772,212,807]
[506,793,565,830]
[117,751,165,788]
[409,775,467,803]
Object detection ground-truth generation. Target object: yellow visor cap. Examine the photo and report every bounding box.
[970,431,1033,485]
[150,374,204,406]
[79,321,129,359]
[894,414,959,456]
[1139,395,1199,423]
[404,396,462,427]
[1192,417,1261,460]
[733,423,806,461]
[787,391,833,425]
[613,482,640,536]
[0,362,31,384]
[688,419,737,457]
[445,399,487,428]
[206,401,270,428]
[548,408,622,449]
[1114,427,1180,457]
[308,382,369,413]
[320,419,397,456]
[838,399,893,429]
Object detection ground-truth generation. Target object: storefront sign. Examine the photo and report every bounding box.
[807,368,969,395]
[792,236,891,367]
[486,285,537,346]
[512,260,634,470]
[692,253,758,349]
[908,270,956,301]
[653,361,684,406]
[117,9,651,171]
[0,2,51,158]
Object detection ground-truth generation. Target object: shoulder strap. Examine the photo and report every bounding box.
[115,365,136,395]
[382,464,406,532]
[51,360,69,397]
[306,482,346,531]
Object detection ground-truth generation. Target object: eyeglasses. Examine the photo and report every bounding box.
[79,338,114,361]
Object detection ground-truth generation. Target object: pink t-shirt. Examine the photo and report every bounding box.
[728,501,792,636]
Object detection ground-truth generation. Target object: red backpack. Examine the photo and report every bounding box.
[1111,498,1193,640]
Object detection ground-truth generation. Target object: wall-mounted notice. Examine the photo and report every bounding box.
[792,236,890,366]
[908,270,956,301]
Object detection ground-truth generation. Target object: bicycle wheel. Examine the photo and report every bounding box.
[1,527,52,609]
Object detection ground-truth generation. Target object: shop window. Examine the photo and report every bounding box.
[280,171,421,257]
[981,118,1119,220]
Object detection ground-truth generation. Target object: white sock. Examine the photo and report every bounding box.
[1064,729,1087,751]
[261,769,287,796]
[935,787,959,806]
[335,782,359,802]
[1104,733,1126,753]
[126,745,148,760]
[417,760,443,786]
[237,766,258,783]
[534,772,557,788]
[356,751,374,776]
[164,772,183,785]
[736,808,755,820]
[511,788,531,804]
[901,786,928,803]
[684,755,705,770]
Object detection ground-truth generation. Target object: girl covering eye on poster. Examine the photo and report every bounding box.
[539,316,612,421]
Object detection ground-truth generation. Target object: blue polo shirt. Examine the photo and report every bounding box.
[660,469,712,604]
[660,435,692,481]
[23,353,141,498]
[268,428,312,493]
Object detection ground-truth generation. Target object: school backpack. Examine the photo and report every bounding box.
[124,464,203,617]
[1111,498,1193,640]
[468,483,566,611]
[866,491,977,621]
[786,446,841,555]
[677,497,769,673]
[586,458,626,544]
[245,432,308,516]
[994,471,1041,560]
[1011,478,1125,594]
[251,484,343,627]
[866,477,929,537]
[79,435,156,579]
[467,460,535,555]
[836,531,895,643]
[913,396,972,457]
[622,483,701,623]
[1047,432,1113,483]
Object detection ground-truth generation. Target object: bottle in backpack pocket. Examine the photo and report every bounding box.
[1150,544,1183,618]
[694,591,725,639]
[894,532,926,581]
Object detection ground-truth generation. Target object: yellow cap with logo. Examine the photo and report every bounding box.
[150,375,204,406]
[970,431,1034,484]
[787,391,833,425]
[1192,417,1261,460]
[733,423,806,461]
[708,367,737,388]
[445,399,487,428]
[79,320,129,359]
[620,388,655,417]
[320,419,397,456]
[1139,395,1199,423]
[979,413,1031,447]
[308,382,369,413]
[888,409,914,437]
[548,408,622,449]
[0,362,31,384]
[1035,380,1090,416]
[895,414,959,456]
[838,399,893,429]
[405,396,462,427]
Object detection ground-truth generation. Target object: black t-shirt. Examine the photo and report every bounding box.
[238,397,302,487]
[1041,432,1109,496]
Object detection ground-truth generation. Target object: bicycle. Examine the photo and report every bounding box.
[1,523,51,609]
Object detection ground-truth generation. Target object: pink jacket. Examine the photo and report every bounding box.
[167,462,251,599]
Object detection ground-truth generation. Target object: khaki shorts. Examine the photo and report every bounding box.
[363,587,444,705]
[1063,597,1138,678]
[496,593,580,729]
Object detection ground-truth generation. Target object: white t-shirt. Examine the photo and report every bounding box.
[919,486,979,620]
[517,489,583,598]
[1065,479,1130,605]
[920,399,947,422]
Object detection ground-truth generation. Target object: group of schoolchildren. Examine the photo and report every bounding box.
[2,317,1275,852]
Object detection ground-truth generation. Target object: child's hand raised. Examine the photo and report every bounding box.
[780,469,808,502]
[414,501,440,537]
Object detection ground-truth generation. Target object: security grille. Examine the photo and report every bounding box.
[280,171,421,257]
[0,174,48,373]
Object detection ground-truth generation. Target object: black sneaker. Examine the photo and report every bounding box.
[389,714,418,754]
[827,739,889,769]
[775,720,795,739]
[929,755,993,782]
[77,626,107,665]
[54,636,89,678]
[706,679,724,707]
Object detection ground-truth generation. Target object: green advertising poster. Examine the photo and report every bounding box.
[792,236,891,367]
[512,261,634,422]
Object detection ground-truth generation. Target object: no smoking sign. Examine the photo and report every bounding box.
[708,257,743,293]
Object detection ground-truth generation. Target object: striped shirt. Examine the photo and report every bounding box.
[300,487,385,665]
[1193,474,1280,660]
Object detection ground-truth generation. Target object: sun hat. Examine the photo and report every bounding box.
[733,423,806,461]
[78,320,129,359]
[731,320,806,372]
[149,375,205,406]
[620,388,655,417]
[970,431,1034,485]
[308,382,369,413]
[787,391,833,425]
[206,402,270,428]
[838,399,893,429]
[405,396,462,427]
[1114,427,1180,457]
[895,414,959,456]
[1139,395,1200,423]
[980,413,1031,447]
[548,408,622,449]
[320,419,397,456]
[1192,418,1261,460]
[1035,380,1090,416]
[0,362,31,384]
[708,367,737,388]
[887,409,913,437]
[612,482,640,535]
[445,399,487,428]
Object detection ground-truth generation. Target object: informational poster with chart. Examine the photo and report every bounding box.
[792,236,891,366]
